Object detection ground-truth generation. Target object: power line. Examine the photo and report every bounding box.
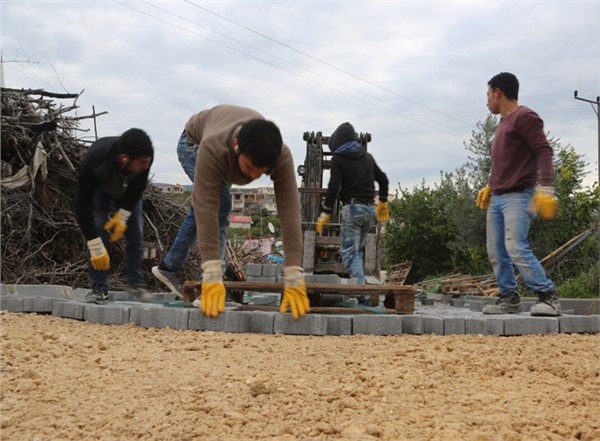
[114,0,469,138]
[184,0,474,130]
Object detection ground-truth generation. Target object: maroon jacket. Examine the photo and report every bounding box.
[489,106,554,194]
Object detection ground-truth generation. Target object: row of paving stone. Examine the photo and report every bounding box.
[1,284,598,336]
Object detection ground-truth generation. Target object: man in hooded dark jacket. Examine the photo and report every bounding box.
[315,122,389,288]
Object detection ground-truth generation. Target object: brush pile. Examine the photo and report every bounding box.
[0,87,196,290]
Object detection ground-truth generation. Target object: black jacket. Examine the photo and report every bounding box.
[74,137,149,240]
[322,140,389,213]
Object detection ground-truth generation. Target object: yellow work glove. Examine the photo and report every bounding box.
[376,201,390,222]
[476,185,492,210]
[533,186,558,220]
[200,260,226,317]
[280,266,310,320]
[315,212,332,235]
[103,208,131,242]
[87,237,110,271]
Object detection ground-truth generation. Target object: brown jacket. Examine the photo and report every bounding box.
[186,105,302,267]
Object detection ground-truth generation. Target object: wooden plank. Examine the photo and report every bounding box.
[239,305,400,315]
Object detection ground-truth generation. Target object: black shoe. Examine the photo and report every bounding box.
[124,284,154,303]
[85,286,109,304]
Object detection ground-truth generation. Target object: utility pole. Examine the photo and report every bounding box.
[574,91,600,188]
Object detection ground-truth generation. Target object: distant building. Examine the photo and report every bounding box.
[229,215,253,229]
[154,183,185,194]
[230,186,278,215]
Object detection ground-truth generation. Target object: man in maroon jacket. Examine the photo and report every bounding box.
[476,72,560,316]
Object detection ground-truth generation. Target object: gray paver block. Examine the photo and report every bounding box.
[238,311,275,334]
[273,313,327,335]
[504,316,559,335]
[262,265,279,277]
[465,318,486,335]
[484,317,505,335]
[2,284,73,299]
[128,303,163,325]
[52,301,86,320]
[325,315,353,336]
[0,295,24,312]
[559,315,600,334]
[444,317,466,335]
[140,307,191,330]
[422,316,444,335]
[353,315,402,335]
[85,303,131,325]
[246,263,262,277]
[401,315,423,334]
[1,284,17,295]
[189,310,251,333]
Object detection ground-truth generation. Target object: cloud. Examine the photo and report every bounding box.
[2,0,598,191]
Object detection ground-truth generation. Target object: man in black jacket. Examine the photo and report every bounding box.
[316,122,389,292]
[74,128,154,304]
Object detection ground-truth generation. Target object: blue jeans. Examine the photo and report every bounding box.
[89,191,144,290]
[161,130,231,271]
[486,189,554,294]
[340,204,376,285]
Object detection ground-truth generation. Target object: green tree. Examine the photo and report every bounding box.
[464,114,497,189]
[384,182,457,282]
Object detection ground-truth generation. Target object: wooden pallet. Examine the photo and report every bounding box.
[183,281,416,314]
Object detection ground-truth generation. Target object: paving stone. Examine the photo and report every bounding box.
[484,317,505,335]
[504,316,559,335]
[1,284,73,299]
[273,313,327,335]
[52,301,86,320]
[0,284,17,295]
[0,295,24,312]
[353,315,402,335]
[85,303,132,325]
[140,307,191,330]
[400,315,423,334]
[325,315,353,336]
[189,310,251,333]
[261,265,279,277]
[243,311,275,334]
[128,303,163,325]
[465,318,486,335]
[422,316,444,335]
[444,317,466,335]
[560,299,599,315]
[246,263,262,277]
[559,315,600,334]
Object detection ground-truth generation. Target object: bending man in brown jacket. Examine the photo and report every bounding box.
[152,105,309,319]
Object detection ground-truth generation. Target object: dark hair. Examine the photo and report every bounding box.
[328,122,358,152]
[116,128,154,158]
[237,119,282,168]
[488,72,519,100]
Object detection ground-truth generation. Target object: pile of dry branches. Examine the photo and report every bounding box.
[0,87,194,290]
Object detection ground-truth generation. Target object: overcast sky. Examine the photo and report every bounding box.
[2,0,599,192]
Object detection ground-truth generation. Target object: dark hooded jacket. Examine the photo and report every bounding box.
[321,122,389,213]
[74,137,151,240]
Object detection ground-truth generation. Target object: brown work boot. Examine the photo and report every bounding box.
[530,290,561,317]
[482,290,523,314]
